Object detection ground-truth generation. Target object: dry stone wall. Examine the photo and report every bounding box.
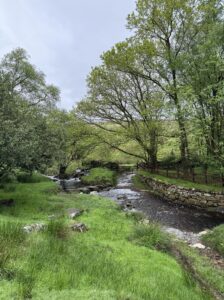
[140,175,224,218]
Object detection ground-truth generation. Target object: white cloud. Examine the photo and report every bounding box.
[0,0,136,110]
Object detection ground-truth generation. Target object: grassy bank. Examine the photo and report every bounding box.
[137,170,223,193]
[81,167,117,186]
[0,177,210,299]
[202,225,224,256]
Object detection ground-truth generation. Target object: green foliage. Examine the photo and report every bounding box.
[0,48,62,177]
[65,160,82,176]
[82,168,117,186]
[202,225,224,256]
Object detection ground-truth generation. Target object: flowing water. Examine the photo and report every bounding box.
[100,173,223,244]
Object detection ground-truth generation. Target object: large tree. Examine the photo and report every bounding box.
[102,0,221,164]
[77,63,164,168]
[0,48,60,177]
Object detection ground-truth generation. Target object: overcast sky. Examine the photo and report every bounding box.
[0,0,136,110]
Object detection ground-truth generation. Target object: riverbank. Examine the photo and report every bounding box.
[136,170,224,218]
[0,176,213,299]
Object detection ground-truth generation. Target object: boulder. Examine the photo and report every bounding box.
[67,208,83,219]
[70,223,88,233]
[23,223,45,233]
[191,243,206,249]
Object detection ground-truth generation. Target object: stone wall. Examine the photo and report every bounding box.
[139,175,224,218]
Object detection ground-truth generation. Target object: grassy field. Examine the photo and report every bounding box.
[0,176,211,299]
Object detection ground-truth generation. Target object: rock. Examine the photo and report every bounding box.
[77,187,90,194]
[191,243,206,249]
[126,202,135,209]
[88,186,100,192]
[23,223,45,233]
[198,230,208,236]
[142,219,150,225]
[0,199,15,207]
[117,194,128,200]
[68,209,83,219]
[90,191,98,195]
[70,223,88,233]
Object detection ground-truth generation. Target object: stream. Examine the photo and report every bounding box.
[52,172,223,244]
[99,173,223,244]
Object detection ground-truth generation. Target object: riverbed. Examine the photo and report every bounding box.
[99,173,223,244]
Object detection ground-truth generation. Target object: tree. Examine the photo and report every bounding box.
[0,48,60,177]
[76,63,164,169]
[101,0,217,164]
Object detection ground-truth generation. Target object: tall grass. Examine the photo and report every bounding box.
[0,221,25,280]
[202,225,224,256]
[129,223,171,252]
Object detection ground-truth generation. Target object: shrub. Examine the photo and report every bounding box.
[129,223,171,252]
[46,219,68,239]
[17,172,50,183]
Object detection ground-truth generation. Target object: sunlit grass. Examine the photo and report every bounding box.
[0,179,210,299]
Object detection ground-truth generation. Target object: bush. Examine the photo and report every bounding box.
[129,223,171,252]
[46,219,68,239]
[82,168,117,186]
[17,172,50,183]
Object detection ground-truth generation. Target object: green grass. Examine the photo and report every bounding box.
[137,170,223,193]
[177,242,224,295]
[82,167,117,186]
[129,223,171,252]
[16,172,51,183]
[202,225,224,256]
[0,179,210,299]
